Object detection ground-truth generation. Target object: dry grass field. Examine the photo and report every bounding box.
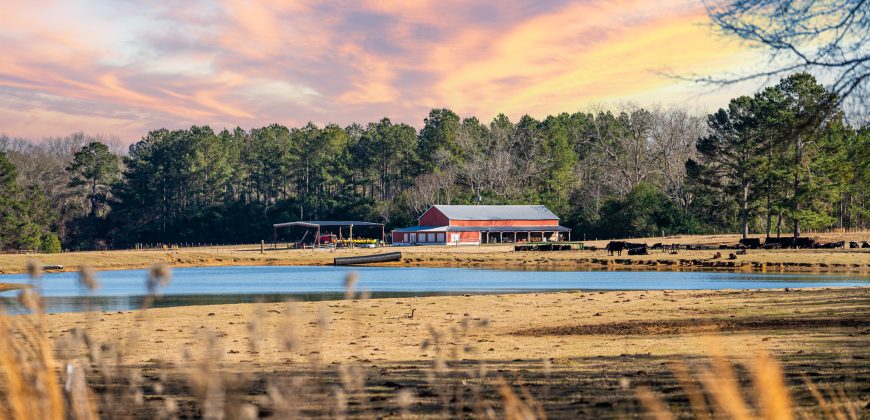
[1,232,868,275]
[4,281,868,418]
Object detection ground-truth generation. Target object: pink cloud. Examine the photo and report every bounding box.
[0,0,754,141]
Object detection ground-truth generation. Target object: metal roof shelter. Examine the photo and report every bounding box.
[273,221,385,248]
[394,225,571,233]
[273,221,384,228]
[395,204,571,245]
[420,205,558,221]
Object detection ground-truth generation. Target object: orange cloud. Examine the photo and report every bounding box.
[0,0,759,141]
[426,0,746,120]
[336,43,400,104]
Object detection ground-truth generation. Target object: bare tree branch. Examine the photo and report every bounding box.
[695,0,868,123]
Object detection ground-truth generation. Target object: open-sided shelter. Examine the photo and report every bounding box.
[273,221,385,247]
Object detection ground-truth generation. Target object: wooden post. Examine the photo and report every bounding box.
[513,231,517,243]
[260,240,264,254]
[349,224,354,249]
[499,232,503,243]
[316,226,320,247]
[381,225,385,246]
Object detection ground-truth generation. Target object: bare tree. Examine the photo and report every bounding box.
[455,122,523,202]
[648,107,707,208]
[404,170,456,216]
[582,104,656,196]
[702,0,869,122]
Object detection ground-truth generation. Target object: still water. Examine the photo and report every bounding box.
[1,265,867,313]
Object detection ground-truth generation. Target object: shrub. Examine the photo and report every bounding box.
[39,232,61,254]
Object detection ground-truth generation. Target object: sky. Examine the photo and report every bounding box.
[0,0,760,142]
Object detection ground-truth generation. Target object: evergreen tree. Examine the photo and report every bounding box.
[67,142,121,218]
[418,108,460,170]
[687,96,765,239]
[0,151,54,250]
[756,73,839,238]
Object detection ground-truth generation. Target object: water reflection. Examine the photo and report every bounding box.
[0,265,866,314]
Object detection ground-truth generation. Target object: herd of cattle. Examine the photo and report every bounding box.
[603,238,868,256]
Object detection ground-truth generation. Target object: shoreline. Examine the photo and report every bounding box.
[0,244,868,275]
[0,282,25,292]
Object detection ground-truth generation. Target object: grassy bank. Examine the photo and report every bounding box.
[5,286,868,418]
[1,232,869,275]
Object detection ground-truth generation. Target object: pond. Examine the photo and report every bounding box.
[0,265,867,314]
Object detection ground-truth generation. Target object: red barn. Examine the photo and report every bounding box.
[392,205,571,245]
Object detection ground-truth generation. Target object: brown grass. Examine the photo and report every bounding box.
[0,264,868,418]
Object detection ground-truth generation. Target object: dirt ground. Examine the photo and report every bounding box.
[1,232,869,275]
[24,286,870,418]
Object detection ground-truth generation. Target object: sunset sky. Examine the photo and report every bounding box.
[0,0,761,142]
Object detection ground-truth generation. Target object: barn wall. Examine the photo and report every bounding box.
[459,231,480,242]
[418,207,449,226]
[449,219,559,227]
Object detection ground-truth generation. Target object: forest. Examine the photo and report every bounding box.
[0,73,867,251]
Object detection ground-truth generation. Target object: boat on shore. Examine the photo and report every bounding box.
[334,252,402,266]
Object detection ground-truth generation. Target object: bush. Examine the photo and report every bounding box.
[39,232,61,254]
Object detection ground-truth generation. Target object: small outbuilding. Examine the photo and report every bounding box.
[392,205,571,246]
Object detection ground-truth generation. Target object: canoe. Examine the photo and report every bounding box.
[334,252,402,266]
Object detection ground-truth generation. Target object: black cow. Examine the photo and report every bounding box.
[606,241,626,256]
[608,241,648,256]
[849,241,860,249]
[763,237,815,249]
[764,237,790,247]
[739,238,761,249]
[795,237,815,248]
[815,241,845,249]
[628,246,648,255]
[862,241,870,249]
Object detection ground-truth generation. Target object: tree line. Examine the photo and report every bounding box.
[0,73,867,251]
